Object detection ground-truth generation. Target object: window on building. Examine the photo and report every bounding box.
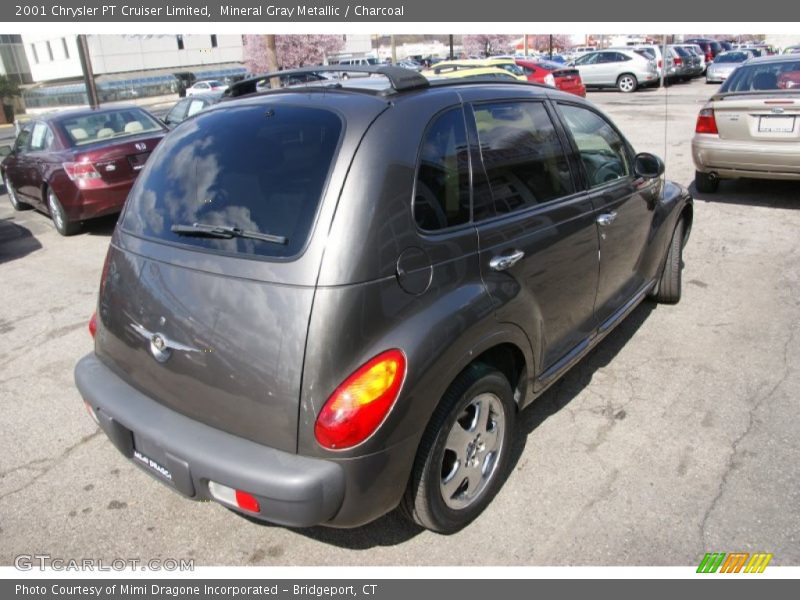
[30,43,39,64]
[210,35,218,48]
[176,35,184,50]
[46,41,53,61]
[62,38,70,59]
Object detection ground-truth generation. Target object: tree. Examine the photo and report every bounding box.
[462,35,516,58]
[0,75,21,122]
[523,35,573,53]
[0,75,20,104]
[243,35,345,73]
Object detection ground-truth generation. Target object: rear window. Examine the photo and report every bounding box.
[121,104,342,258]
[59,108,163,146]
[721,60,800,92]
[715,52,749,64]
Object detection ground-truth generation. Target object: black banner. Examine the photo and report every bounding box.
[4,0,799,22]
[4,580,799,600]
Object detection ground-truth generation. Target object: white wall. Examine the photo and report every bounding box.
[23,35,82,81]
[21,34,244,82]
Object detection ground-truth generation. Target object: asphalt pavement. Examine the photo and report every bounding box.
[0,78,798,567]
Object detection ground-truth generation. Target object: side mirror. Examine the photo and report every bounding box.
[634,152,665,179]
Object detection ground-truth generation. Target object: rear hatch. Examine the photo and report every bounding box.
[94,98,359,453]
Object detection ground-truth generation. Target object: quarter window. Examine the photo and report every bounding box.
[473,101,573,215]
[29,123,52,151]
[414,108,471,231]
[558,104,631,188]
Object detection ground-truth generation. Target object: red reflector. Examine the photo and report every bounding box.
[315,349,406,450]
[234,490,260,513]
[89,311,98,338]
[695,107,718,135]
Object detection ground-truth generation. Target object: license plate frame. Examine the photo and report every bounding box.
[758,115,795,133]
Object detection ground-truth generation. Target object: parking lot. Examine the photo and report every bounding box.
[1,76,798,567]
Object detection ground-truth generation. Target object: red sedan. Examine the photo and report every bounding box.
[516,59,587,97]
[2,106,167,235]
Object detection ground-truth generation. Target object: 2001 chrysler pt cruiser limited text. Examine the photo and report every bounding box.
[75,66,693,533]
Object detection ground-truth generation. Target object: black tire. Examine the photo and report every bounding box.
[4,173,31,211]
[651,219,684,304]
[616,73,638,93]
[694,170,719,193]
[47,187,81,236]
[400,363,516,533]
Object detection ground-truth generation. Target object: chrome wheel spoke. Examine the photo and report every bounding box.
[445,421,472,455]
[441,465,465,499]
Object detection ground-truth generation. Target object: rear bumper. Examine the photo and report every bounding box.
[74,353,347,527]
[52,177,133,222]
[693,135,800,179]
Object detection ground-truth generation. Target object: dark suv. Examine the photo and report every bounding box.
[75,66,692,533]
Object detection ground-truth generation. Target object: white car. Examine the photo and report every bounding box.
[185,80,229,96]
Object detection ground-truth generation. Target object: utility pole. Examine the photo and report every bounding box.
[391,35,397,64]
[549,34,553,59]
[265,35,280,89]
[77,35,99,108]
[524,34,528,58]
[449,35,454,60]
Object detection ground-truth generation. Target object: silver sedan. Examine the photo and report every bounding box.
[706,51,751,84]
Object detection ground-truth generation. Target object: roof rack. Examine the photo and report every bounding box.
[225,65,430,98]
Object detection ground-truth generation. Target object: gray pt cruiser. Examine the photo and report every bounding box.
[75,66,692,533]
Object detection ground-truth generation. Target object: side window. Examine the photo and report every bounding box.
[14,126,32,153]
[558,104,631,188]
[414,108,470,231]
[165,99,189,124]
[186,99,207,117]
[29,123,52,151]
[472,101,574,215]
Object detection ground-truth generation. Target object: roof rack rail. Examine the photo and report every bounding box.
[226,65,430,97]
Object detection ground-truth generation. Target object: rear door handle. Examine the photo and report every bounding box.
[596,211,618,226]
[489,249,525,272]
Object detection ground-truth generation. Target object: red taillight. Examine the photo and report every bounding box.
[674,57,683,66]
[658,59,662,69]
[706,52,713,62]
[695,107,719,134]
[62,161,102,189]
[234,490,260,513]
[207,481,261,513]
[315,349,406,450]
[89,311,97,338]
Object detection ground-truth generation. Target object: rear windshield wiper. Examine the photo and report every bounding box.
[170,222,287,245]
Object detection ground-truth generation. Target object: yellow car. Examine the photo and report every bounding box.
[425,66,523,81]
[423,58,528,81]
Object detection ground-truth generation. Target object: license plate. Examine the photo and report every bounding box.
[758,116,795,133]
[133,449,173,481]
[128,152,151,171]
